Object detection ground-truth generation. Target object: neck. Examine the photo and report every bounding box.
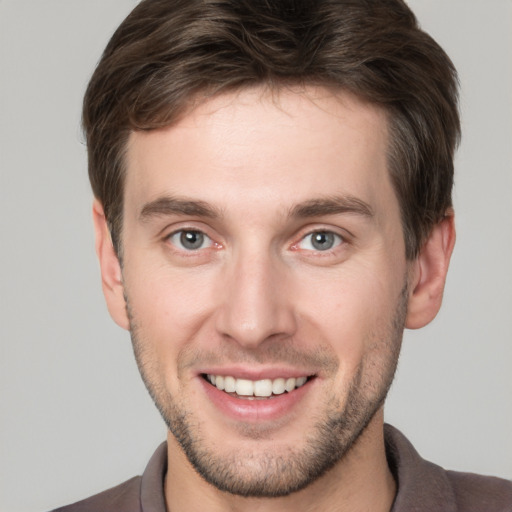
[164,410,396,512]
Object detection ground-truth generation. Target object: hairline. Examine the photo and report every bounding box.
[106,82,427,261]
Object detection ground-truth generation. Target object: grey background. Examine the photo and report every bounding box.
[1,1,511,511]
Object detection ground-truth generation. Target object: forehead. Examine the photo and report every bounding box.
[124,86,396,220]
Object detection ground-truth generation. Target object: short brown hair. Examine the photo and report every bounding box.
[83,0,460,259]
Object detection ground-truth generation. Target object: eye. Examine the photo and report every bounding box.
[168,230,213,251]
[297,231,343,251]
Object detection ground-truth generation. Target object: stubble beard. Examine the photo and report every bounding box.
[126,283,408,498]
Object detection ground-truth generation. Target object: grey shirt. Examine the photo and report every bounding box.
[52,425,512,511]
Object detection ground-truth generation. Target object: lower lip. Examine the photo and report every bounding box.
[200,377,314,422]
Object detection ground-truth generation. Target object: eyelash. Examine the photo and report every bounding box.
[165,229,217,252]
[293,230,345,253]
[164,227,347,257]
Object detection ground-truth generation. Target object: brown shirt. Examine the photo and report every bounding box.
[51,425,512,512]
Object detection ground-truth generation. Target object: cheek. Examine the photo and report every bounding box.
[296,265,404,361]
[125,270,218,397]
[124,260,219,351]
[300,266,397,325]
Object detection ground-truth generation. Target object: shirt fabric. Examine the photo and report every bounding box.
[52,424,512,512]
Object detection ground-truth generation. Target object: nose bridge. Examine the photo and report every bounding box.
[216,243,295,347]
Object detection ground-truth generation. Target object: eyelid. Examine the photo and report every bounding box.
[161,221,213,240]
[301,231,342,250]
[168,229,212,250]
[162,224,222,254]
[290,226,349,253]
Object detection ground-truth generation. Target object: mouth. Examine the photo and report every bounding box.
[202,373,313,400]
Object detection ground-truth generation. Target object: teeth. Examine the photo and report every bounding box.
[224,376,236,393]
[206,374,309,397]
[272,378,286,395]
[296,376,307,387]
[254,379,272,397]
[215,375,224,390]
[235,379,254,396]
[285,377,296,392]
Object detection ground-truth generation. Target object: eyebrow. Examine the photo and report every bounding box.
[139,196,222,222]
[139,194,374,223]
[289,196,374,219]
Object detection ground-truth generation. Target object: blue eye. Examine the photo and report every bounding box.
[169,230,212,251]
[299,231,342,251]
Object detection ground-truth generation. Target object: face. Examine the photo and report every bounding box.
[117,87,410,496]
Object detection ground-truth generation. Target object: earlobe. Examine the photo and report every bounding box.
[405,212,456,329]
[92,200,130,330]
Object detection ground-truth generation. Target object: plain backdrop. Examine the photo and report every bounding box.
[1,1,511,511]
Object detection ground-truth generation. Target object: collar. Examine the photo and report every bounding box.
[385,424,457,511]
[140,442,167,512]
[139,425,457,512]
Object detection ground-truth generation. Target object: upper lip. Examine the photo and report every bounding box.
[197,366,315,381]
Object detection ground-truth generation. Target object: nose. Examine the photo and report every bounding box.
[215,249,297,349]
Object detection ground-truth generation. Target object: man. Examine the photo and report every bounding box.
[54,0,512,510]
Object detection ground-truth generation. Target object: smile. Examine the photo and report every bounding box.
[204,374,310,399]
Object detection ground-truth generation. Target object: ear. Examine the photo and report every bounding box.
[92,200,130,330]
[406,211,456,329]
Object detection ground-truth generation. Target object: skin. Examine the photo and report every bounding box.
[94,86,455,512]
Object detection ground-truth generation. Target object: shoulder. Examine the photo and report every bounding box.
[384,424,512,512]
[446,470,512,512]
[50,476,142,512]
[49,442,167,512]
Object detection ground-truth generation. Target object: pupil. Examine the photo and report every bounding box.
[312,232,334,250]
[180,231,203,249]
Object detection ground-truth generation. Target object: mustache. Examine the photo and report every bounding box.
[177,340,339,375]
